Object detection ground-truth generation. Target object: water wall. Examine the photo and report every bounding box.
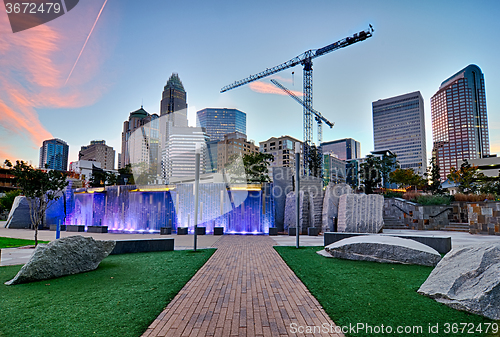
[49,183,275,234]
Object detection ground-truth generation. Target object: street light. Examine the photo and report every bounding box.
[193,142,201,252]
[295,142,300,249]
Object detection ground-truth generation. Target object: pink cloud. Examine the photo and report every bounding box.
[249,81,303,97]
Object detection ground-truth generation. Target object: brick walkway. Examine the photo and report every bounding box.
[142,236,343,337]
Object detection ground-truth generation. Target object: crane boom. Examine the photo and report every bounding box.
[220,25,373,93]
[270,79,334,128]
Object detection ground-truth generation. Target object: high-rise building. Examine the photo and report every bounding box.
[79,140,115,170]
[323,152,346,185]
[217,132,259,171]
[39,138,69,171]
[372,91,427,176]
[259,135,303,175]
[120,107,160,178]
[160,73,187,116]
[320,138,360,161]
[431,64,490,181]
[197,108,246,142]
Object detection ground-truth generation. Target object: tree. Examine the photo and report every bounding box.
[106,172,118,186]
[5,160,68,246]
[380,152,399,188]
[307,144,323,178]
[225,152,274,183]
[359,155,382,194]
[447,160,482,194]
[0,189,21,213]
[118,164,135,185]
[389,168,427,190]
[429,156,443,195]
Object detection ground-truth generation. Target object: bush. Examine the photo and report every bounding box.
[453,193,495,202]
[0,189,21,212]
[402,191,420,201]
[415,194,453,205]
[383,191,403,199]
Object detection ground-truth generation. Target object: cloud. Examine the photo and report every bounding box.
[249,80,303,97]
[0,4,110,159]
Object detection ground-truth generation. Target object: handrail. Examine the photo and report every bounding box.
[429,207,453,218]
[391,204,411,216]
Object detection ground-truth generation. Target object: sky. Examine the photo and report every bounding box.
[1,0,499,168]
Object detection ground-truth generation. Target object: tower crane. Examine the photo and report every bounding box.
[221,24,374,174]
[270,79,333,144]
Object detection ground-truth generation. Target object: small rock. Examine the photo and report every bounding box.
[5,236,115,285]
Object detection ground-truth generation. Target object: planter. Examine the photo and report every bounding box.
[87,226,108,233]
[307,227,319,236]
[196,227,206,235]
[213,227,224,235]
[49,224,66,231]
[67,225,85,232]
[288,227,296,236]
[268,227,278,236]
[177,227,188,235]
[160,227,172,235]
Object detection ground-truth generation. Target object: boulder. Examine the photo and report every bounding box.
[284,190,307,232]
[5,236,115,285]
[418,244,500,320]
[337,194,384,233]
[324,235,441,266]
[321,183,352,232]
[5,196,32,229]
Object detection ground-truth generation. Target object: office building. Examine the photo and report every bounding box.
[323,152,346,185]
[39,138,69,171]
[372,91,427,176]
[120,107,160,179]
[197,108,246,142]
[160,73,187,117]
[79,140,115,170]
[259,135,303,176]
[217,132,259,171]
[321,138,360,161]
[431,64,490,181]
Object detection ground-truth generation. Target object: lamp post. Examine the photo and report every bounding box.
[193,143,201,252]
[295,142,300,249]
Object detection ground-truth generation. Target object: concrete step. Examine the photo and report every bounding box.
[439,223,470,232]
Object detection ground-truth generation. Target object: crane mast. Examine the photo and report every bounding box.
[221,25,373,175]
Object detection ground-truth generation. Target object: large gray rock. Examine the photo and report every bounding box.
[322,183,352,232]
[284,190,308,231]
[5,196,32,229]
[337,194,384,233]
[323,235,441,266]
[5,236,115,285]
[418,244,500,320]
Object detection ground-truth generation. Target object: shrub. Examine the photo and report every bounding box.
[384,191,403,199]
[453,193,495,202]
[402,191,420,201]
[415,194,453,205]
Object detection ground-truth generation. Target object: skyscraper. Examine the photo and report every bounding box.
[196,108,246,142]
[320,138,360,161]
[431,64,490,181]
[160,73,187,116]
[120,107,160,176]
[79,140,115,170]
[39,138,69,171]
[372,91,427,176]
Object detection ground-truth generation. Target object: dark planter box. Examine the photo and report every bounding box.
[308,227,319,236]
[268,227,278,236]
[160,227,172,235]
[49,224,66,231]
[177,227,188,235]
[196,227,206,235]
[110,238,174,255]
[288,227,296,236]
[67,225,85,232]
[87,226,108,233]
[213,227,224,235]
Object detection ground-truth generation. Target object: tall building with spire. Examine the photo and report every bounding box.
[160,73,187,117]
[431,64,490,181]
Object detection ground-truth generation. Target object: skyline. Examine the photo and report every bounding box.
[1,1,500,168]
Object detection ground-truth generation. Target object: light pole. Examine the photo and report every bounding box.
[295,142,300,249]
[193,143,201,252]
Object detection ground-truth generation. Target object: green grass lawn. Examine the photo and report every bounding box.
[0,249,215,337]
[275,246,499,337]
[0,237,50,248]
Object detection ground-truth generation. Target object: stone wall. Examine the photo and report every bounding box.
[337,194,384,233]
[384,198,451,230]
[467,202,500,235]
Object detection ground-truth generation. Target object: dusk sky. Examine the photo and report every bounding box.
[1,0,499,168]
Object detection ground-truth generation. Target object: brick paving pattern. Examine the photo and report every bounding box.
[143,235,343,337]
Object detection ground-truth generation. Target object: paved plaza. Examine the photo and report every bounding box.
[2,223,500,336]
